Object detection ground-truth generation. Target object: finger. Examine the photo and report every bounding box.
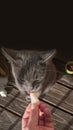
[44,107,52,119]
[22,104,31,119]
[39,111,45,126]
[39,119,44,126]
[28,104,39,126]
[44,108,54,127]
[39,102,51,120]
[46,121,54,128]
[22,104,32,129]
[39,126,54,130]
[44,108,52,126]
[39,108,52,127]
[39,102,50,113]
[39,102,54,127]
[23,111,30,119]
[22,117,29,129]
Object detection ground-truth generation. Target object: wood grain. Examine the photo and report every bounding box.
[40,103,73,130]
[0,104,73,130]
[53,59,73,88]
[0,88,28,116]
[52,108,73,130]
[60,91,73,114]
[0,81,73,115]
[41,83,73,114]
[0,107,21,130]
[37,103,73,130]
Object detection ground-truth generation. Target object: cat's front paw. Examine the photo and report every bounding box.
[0,90,7,97]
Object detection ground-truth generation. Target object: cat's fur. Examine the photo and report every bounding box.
[0,47,57,101]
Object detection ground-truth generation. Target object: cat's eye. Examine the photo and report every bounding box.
[21,79,25,84]
[32,80,40,88]
[18,79,25,84]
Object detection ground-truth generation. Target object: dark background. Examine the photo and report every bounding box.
[0,40,73,62]
[0,40,72,50]
[0,40,60,50]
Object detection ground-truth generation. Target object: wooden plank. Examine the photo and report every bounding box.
[60,91,73,114]
[52,108,73,130]
[8,83,73,114]
[0,104,73,130]
[8,89,28,116]
[0,107,21,130]
[38,104,73,130]
[53,59,73,88]
[8,96,28,116]
[70,124,73,130]
[0,82,73,115]
[0,88,28,116]
[41,83,73,114]
[11,120,21,130]
[0,88,18,106]
[57,74,73,88]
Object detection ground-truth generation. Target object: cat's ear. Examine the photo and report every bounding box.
[41,49,56,63]
[1,47,17,64]
[1,47,18,59]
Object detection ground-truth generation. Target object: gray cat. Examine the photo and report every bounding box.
[0,47,56,101]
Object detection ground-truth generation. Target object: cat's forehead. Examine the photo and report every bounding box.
[16,50,42,62]
[24,53,42,62]
[17,50,41,57]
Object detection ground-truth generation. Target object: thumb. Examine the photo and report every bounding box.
[28,104,39,126]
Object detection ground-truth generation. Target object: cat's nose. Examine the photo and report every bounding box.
[26,90,32,95]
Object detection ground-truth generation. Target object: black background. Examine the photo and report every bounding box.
[0,40,73,55]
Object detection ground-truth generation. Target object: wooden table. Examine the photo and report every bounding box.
[0,52,73,130]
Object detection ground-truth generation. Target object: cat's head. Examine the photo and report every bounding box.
[1,48,56,97]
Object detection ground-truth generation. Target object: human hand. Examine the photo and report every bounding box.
[22,102,54,130]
